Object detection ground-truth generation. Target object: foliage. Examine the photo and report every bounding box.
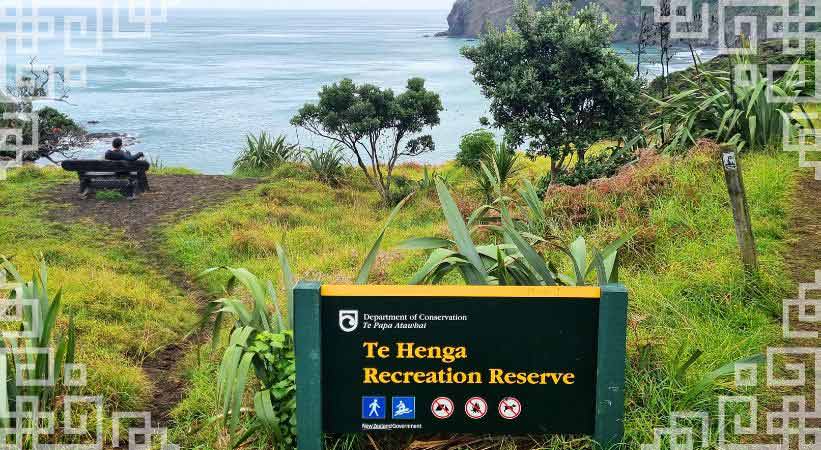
[647,55,812,153]
[538,145,638,190]
[199,264,297,448]
[648,39,817,96]
[455,129,495,170]
[234,132,300,173]
[417,165,452,194]
[387,175,416,207]
[304,144,346,187]
[398,177,631,286]
[462,0,643,177]
[0,58,88,162]
[0,106,87,162]
[473,139,521,202]
[291,77,443,205]
[199,196,411,448]
[0,257,77,447]
[48,145,790,449]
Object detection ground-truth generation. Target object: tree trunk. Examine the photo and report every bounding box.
[550,159,560,181]
[577,147,586,163]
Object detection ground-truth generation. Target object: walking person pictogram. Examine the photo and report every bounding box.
[369,399,381,416]
[361,396,386,419]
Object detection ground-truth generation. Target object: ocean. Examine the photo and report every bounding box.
[15,8,712,174]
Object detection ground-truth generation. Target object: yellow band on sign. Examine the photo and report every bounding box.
[320,285,601,299]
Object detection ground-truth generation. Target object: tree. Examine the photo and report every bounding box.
[0,58,87,162]
[462,0,643,178]
[291,78,443,205]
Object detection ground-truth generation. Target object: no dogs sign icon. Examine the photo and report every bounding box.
[498,397,521,420]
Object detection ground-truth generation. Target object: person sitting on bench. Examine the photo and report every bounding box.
[105,138,144,162]
[102,137,148,197]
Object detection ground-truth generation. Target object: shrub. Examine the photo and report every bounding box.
[397,178,632,286]
[544,148,675,227]
[304,145,346,186]
[0,106,87,162]
[462,0,643,178]
[0,257,77,445]
[201,265,296,448]
[200,198,412,448]
[417,166,452,194]
[233,132,299,172]
[473,139,521,202]
[647,53,811,153]
[538,145,638,190]
[292,78,443,205]
[387,175,416,207]
[456,129,495,170]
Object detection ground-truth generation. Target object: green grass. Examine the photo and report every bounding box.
[165,148,798,449]
[0,165,199,412]
[95,190,125,201]
[0,147,801,449]
[617,150,793,443]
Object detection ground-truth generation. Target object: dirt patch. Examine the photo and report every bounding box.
[786,172,821,283]
[43,174,259,426]
[46,175,259,241]
[744,170,820,446]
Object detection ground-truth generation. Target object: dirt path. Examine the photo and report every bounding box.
[45,174,260,425]
[786,172,821,283]
[47,175,258,240]
[744,170,820,446]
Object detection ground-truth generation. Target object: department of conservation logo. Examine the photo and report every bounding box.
[339,310,359,332]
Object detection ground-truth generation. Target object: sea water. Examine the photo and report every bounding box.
[12,8,712,174]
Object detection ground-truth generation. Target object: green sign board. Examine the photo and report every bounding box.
[294,284,627,449]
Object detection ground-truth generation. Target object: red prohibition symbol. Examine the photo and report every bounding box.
[465,397,487,419]
[431,397,454,419]
[498,397,522,420]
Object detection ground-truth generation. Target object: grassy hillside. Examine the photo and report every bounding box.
[0,142,802,448]
[164,144,797,448]
[0,167,199,412]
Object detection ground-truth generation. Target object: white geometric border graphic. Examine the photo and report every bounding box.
[0,280,179,449]
[641,271,821,449]
[0,0,173,181]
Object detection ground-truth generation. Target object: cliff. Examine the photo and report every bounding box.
[446,0,516,38]
[445,0,640,40]
[443,0,773,44]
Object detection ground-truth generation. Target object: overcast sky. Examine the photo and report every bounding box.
[40,0,454,9]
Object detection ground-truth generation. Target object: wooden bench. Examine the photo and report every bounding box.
[61,160,151,200]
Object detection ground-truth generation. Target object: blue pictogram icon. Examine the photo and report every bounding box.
[391,396,415,419]
[362,396,386,419]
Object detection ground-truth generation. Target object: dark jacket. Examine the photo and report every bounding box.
[105,149,144,162]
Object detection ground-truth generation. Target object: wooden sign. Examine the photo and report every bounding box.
[294,284,628,449]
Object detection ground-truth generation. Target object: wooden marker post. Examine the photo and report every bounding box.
[720,147,758,273]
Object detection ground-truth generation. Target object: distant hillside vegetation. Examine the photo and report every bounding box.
[649,40,817,95]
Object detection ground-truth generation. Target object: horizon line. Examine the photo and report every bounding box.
[37,7,452,11]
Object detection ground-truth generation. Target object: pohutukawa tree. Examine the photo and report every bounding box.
[291,77,443,205]
[462,0,643,178]
[0,58,87,163]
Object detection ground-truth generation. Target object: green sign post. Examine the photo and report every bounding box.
[294,284,627,449]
